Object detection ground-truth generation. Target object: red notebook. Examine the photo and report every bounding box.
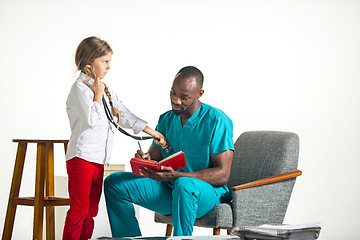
[130,151,186,176]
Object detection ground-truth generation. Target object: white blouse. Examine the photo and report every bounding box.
[65,72,147,164]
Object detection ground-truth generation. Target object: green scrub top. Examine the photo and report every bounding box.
[152,103,234,174]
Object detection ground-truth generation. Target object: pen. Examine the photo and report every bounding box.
[137,141,144,159]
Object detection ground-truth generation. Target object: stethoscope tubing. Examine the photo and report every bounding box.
[91,64,159,141]
[102,96,160,141]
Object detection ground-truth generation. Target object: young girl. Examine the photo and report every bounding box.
[63,36,166,240]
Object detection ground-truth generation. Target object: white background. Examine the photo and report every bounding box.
[0,0,359,239]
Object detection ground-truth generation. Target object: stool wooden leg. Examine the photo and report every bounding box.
[33,143,46,240]
[45,143,55,240]
[63,142,68,154]
[2,142,28,240]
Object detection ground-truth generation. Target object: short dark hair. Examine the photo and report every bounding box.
[176,66,204,89]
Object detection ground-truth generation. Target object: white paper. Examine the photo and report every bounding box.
[242,222,323,236]
[258,222,323,230]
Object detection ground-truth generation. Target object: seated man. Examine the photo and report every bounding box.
[104,66,234,237]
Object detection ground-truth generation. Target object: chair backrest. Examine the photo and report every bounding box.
[227,131,299,189]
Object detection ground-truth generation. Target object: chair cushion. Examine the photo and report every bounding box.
[154,202,233,229]
[194,202,233,228]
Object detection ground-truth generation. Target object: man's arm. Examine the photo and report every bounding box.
[140,149,233,186]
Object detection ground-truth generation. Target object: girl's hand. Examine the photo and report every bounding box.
[153,131,169,149]
[93,77,105,104]
[142,126,170,149]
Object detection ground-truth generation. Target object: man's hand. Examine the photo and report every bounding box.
[135,150,151,160]
[139,166,179,181]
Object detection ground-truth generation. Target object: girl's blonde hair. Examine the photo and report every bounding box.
[75,36,121,123]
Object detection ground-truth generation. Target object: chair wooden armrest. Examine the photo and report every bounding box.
[231,169,302,191]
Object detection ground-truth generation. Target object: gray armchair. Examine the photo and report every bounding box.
[154,131,302,236]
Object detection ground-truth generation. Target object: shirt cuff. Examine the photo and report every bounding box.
[132,118,148,134]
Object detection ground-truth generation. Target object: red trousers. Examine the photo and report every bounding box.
[63,157,104,240]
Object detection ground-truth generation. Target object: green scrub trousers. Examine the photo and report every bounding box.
[104,172,227,237]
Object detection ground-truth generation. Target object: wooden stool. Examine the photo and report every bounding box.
[2,139,70,240]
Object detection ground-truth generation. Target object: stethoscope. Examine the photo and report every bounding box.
[91,65,161,142]
[102,95,158,141]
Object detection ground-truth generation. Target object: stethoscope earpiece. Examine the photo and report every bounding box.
[90,64,97,79]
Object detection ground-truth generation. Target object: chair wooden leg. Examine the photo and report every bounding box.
[213,227,220,235]
[33,143,46,240]
[2,142,27,240]
[165,224,173,236]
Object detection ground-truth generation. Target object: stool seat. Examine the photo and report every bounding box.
[3,139,69,240]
